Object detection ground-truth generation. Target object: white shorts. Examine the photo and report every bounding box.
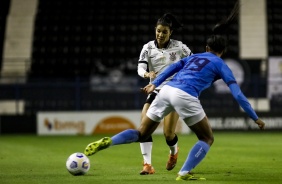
[146,85,206,126]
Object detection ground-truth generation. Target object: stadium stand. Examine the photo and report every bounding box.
[267,0,282,111]
[22,0,240,112]
[30,0,239,79]
[5,0,279,113]
[267,0,282,56]
[0,0,10,71]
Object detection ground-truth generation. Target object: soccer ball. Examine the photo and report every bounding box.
[66,152,90,176]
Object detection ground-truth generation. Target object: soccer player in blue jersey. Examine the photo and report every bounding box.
[84,1,265,180]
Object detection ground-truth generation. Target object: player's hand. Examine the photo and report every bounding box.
[140,84,156,94]
[255,119,265,130]
[144,71,158,79]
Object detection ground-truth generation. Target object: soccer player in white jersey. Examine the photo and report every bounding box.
[84,1,265,181]
[137,13,192,175]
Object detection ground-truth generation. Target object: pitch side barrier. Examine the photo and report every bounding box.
[0,112,281,135]
[206,112,282,130]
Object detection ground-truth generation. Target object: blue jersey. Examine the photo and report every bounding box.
[152,52,258,121]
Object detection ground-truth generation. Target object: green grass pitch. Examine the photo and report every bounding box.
[0,132,281,184]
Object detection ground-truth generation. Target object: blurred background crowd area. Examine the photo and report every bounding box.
[0,0,281,114]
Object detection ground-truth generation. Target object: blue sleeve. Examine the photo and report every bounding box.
[228,83,258,121]
[152,59,185,87]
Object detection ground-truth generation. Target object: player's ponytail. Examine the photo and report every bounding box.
[207,0,240,54]
[212,0,240,35]
[156,13,183,31]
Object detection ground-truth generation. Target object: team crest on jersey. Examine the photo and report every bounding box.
[169,52,177,61]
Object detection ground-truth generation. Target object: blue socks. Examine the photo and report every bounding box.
[111,129,140,145]
[179,140,210,173]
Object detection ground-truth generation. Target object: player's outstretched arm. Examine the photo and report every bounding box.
[227,83,266,130]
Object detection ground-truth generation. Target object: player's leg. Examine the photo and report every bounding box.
[139,93,157,174]
[84,115,160,156]
[163,111,179,170]
[176,115,213,181]
[140,103,154,174]
[165,86,210,180]
[140,136,155,175]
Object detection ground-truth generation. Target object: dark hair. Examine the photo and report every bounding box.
[207,0,240,53]
[156,13,183,31]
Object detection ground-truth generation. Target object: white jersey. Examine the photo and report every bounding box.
[137,39,192,89]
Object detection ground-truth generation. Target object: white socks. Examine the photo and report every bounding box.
[169,143,178,155]
[140,142,153,164]
[140,142,178,164]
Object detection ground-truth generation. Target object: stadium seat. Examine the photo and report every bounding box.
[25,0,241,112]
